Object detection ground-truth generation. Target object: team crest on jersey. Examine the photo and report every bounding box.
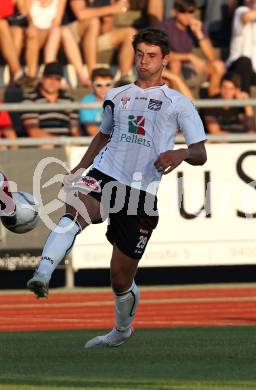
[73,176,101,193]
[120,96,131,109]
[148,99,162,111]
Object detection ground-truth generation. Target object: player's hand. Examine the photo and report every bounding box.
[62,167,85,190]
[154,149,189,175]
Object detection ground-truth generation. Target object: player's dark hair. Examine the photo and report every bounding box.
[91,67,113,81]
[132,28,170,56]
[221,72,241,89]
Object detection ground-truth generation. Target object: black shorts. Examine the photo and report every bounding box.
[78,169,159,260]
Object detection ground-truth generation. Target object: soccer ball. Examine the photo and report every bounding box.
[1,192,39,234]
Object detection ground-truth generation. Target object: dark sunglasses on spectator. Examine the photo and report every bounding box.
[175,4,195,13]
[93,81,113,88]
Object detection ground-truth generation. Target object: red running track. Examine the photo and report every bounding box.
[0,286,256,332]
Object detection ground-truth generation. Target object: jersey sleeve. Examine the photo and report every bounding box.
[175,96,207,145]
[99,94,114,135]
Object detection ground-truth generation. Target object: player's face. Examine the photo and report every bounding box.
[220,80,237,99]
[135,43,169,81]
[41,76,62,94]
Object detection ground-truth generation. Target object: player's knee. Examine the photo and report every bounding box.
[111,274,130,294]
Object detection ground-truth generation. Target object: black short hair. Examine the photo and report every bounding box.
[132,28,170,56]
[221,72,241,89]
[173,0,196,12]
[91,67,113,81]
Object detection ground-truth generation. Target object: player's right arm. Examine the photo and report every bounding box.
[69,93,114,175]
[71,131,110,173]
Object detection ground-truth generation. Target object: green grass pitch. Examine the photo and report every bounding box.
[0,327,256,390]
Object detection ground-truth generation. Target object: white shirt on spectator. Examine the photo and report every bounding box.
[30,0,59,29]
[227,6,256,72]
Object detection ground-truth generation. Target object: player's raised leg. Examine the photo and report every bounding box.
[85,245,139,348]
[27,193,101,298]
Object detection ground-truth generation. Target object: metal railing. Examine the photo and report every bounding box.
[1,99,256,111]
[1,99,256,146]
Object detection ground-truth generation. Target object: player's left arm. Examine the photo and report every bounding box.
[154,141,207,174]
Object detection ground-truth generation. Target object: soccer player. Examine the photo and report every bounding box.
[27,27,207,348]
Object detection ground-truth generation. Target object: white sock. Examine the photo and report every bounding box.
[36,214,81,281]
[115,280,140,331]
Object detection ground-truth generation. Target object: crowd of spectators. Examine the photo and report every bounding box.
[0,0,256,143]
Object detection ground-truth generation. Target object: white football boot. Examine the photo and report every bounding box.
[85,327,134,349]
[27,271,49,299]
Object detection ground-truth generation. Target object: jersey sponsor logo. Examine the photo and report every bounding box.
[120,133,151,147]
[120,115,151,147]
[128,115,145,135]
[148,99,162,111]
[73,176,101,193]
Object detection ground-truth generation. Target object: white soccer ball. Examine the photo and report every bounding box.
[1,191,39,234]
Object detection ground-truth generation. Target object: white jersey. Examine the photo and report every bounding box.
[92,83,206,194]
[30,0,59,29]
[226,6,256,72]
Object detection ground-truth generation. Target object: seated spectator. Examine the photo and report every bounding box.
[147,0,165,25]
[21,62,80,140]
[3,83,25,137]
[25,0,67,80]
[226,0,256,94]
[7,0,29,60]
[80,67,113,136]
[61,0,136,83]
[0,100,17,150]
[202,0,236,47]
[201,72,255,134]
[162,68,194,99]
[0,0,26,83]
[160,0,225,96]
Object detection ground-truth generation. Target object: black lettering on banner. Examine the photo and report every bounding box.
[236,151,256,218]
[177,171,211,219]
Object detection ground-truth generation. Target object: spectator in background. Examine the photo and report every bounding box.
[161,0,225,96]
[62,0,135,82]
[203,0,237,47]
[21,62,80,140]
[147,0,165,25]
[201,72,255,134]
[162,68,194,99]
[0,0,26,83]
[226,0,256,94]
[80,68,113,136]
[25,0,67,81]
[80,67,113,136]
[0,100,17,150]
[7,0,29,60]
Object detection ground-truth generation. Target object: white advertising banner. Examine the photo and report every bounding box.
[69,144,256,269]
